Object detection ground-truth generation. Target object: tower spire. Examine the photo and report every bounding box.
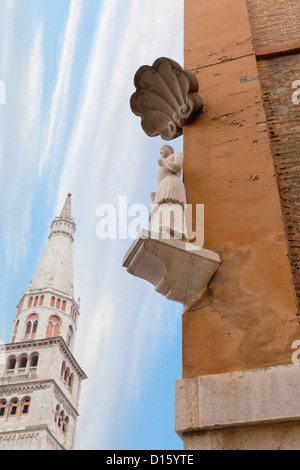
[0,194,86,450]
[59,193,72,219]
[31,194,76,295]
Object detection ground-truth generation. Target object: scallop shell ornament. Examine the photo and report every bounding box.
[130,57,203,141]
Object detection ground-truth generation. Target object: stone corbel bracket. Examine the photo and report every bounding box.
[122,229,221,311]
[130,57,204,141]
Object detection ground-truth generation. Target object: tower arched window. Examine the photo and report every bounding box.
[25,314,38,339]
[0,400,7,417]
[56,298,61,310]
[62,416,69,433]
[28,297,33,308]
[62,300,66,311]
[54,404,60,423]
[61,361,66,378]
[34,296,39,307]
[51,296,55,307]
[30,354,39,368]
[25,321,31,339]
[58,410,64,427]
[39,295,44,306]
[46,315,61,338]
[11,320,19,342]
[7,357,16,371]
[18,356,28,370]
[66,326,73,347]
[21,397,31,415]
[32,320,38,338]
[68,374,74,392]
[8,398,19,417]
[64,367,70,384]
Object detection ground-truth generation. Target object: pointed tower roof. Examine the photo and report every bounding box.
[60,192,73,219]
[30,194,76,296]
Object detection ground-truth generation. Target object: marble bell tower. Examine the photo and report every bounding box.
[0,194,87,450]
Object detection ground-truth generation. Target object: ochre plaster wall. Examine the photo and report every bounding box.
[182,0,300,378]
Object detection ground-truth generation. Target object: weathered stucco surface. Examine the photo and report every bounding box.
[182,0,300,378]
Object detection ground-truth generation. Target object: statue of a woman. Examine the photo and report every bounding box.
[150,145,188,239]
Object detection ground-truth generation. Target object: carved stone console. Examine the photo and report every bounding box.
[122,229,221,310]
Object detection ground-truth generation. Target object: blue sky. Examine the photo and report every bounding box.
[0,0,184,450]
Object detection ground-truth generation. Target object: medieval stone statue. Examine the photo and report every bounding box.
[150,145,188,239]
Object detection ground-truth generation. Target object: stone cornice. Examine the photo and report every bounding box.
[0,424,65,450]
[0,378,79,418]
[17,288,80,313]
[255,40,300,60]
[52,380,79,419]
[0,380,48,396]
[0,337,87,380]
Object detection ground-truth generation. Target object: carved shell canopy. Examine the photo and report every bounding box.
[130,57,203,141]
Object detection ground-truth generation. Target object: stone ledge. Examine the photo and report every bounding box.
[0,425,64,450]
[255,40,300,60]
[122,229,221,310]
[175,364,300,438]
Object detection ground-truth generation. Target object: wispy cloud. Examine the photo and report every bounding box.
[0,19,45,270]
[23,22,45,132]
[7,0,15,12]
[39,0,83,173]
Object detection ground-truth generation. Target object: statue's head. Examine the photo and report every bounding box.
[160,145,174,159]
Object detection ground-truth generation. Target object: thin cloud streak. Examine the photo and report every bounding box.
[24,22,45,133]
[54,0,123,198]
[1,20,45,271]
[39,0,84,173]
[7,0,15,12]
